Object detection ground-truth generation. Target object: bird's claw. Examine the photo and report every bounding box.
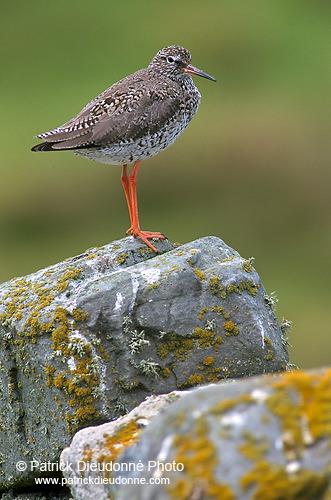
[126,228,165,252]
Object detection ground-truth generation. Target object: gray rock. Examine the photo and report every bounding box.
[0,488,71,500]
[0,235,288,489]
[61,368,331,500]
[60,392,186,500]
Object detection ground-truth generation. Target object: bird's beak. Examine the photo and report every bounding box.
[184,64,216,82]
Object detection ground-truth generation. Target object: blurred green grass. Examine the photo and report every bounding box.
[1,1,330,369]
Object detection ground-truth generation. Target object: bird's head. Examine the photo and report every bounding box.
[149,45,216,83]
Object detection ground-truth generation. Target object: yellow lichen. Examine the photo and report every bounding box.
[223,321,239,336]
[193,268,206,281]
[238,433,268,462]
[208,276,224,295]
[157,334,194,361]
[207,277,260,300]
[242,260,253,273]
[56,268,81,293]
[211,394,254,415]
[116,252,128,265]
[53,373,67,389]
[198,306,209,320]
[74,405,100,423]
[237,370,331,498]
[186,374,205,386]
[34,305,103,433]
[192,328,224,351]
[72,309,89,322]
[196,359,223,383]
[240,461,328,499]
[161,367,171,378]
[211,305,225,315]
[168,416,236,499]
[203,356,215,366]
[266,369,331,447]
[45,364,56,386]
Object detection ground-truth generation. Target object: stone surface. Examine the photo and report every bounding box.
[60,392,186,500]
[0,488,71,500]
[0,235,288,489]
[61,368,331,500]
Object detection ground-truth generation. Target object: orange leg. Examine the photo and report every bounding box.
[121,165,133,223]
[120,161,165,252]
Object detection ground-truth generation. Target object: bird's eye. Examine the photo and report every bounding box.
[167,56,175,63]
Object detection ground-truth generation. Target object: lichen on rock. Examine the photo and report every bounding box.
[0,235,288,489]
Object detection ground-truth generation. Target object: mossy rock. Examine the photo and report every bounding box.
[107,368,331,500]
[0,235,288,489]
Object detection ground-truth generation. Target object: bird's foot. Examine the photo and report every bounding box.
[126,227,165,252]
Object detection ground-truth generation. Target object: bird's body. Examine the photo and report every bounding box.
[32,45,216,251]
[72,70,201,166]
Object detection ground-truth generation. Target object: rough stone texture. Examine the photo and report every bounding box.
[0,235,288,489]
[61,368,331,500]
[60,392,186,500]
[0,488,71,500]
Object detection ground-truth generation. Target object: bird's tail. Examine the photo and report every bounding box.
[31,142,57,152]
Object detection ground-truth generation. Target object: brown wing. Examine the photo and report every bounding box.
[32,73,181,151]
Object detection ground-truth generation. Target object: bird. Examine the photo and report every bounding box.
[31,45,216,252]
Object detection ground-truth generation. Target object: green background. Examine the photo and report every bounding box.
[1,1,330,369]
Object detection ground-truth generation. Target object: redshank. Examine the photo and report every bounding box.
[32,45,216,252]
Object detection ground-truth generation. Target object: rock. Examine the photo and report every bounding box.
[0,487,71,500]
[61,368,331,500]
[0,235,288,489]
[60,392,186,500]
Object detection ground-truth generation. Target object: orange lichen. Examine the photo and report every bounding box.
[82,419,142,476]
